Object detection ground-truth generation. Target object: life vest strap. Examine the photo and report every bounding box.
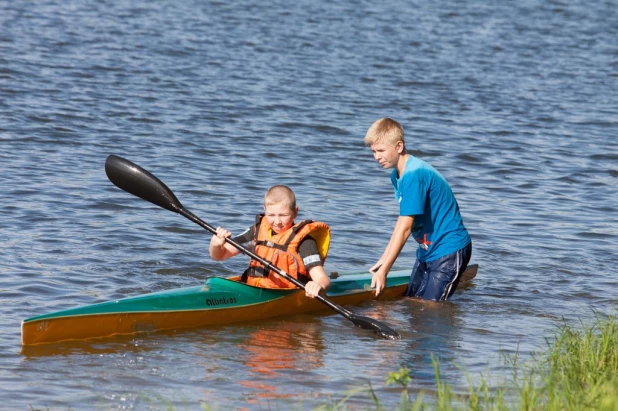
[254,240,287,250]
[281,220,310,249]
[248,266,269,277]
[240,266,311,285]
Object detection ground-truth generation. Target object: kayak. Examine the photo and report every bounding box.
[21,264,478,346]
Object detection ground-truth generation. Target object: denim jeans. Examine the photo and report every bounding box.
[405,242,472,301]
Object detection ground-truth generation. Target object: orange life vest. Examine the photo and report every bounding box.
[243,215,330,289]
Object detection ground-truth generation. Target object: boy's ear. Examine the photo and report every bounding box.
[396,140,405,153]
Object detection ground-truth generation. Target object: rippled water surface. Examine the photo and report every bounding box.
[1,0,617,408]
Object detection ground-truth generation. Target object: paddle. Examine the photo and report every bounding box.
[105,155,401,340]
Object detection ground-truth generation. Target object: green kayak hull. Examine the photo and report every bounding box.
[21,269,410,346]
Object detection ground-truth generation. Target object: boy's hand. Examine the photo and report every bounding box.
[211,227,231,247]
[304,281,323,298]
[371,270,387,297]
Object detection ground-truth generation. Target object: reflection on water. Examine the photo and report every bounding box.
[20,338,144,359]
[400,301,464,388]
[237,322,325,403]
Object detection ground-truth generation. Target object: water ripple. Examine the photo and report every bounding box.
[1,0,617,408]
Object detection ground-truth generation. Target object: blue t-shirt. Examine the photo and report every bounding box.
[391,156,470,263]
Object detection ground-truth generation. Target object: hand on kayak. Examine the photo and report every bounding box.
[304,281,324,298]
[371,269,387,297]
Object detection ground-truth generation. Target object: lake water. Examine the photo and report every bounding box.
[1,0,617,408]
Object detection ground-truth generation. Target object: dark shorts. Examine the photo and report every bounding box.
[405,242,472,301]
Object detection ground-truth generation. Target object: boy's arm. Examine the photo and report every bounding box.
[297,236,330,298]
[370,223,397,272]
[371,215,414,296]
[305,265,331,298]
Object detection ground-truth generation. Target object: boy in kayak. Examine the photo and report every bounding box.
[209,185,331,298]
[364,118,472,301]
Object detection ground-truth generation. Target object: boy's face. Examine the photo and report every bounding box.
[264,202,298,234]
[370,141,403,169]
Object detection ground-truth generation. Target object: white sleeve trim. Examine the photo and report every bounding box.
[303,254,321,266]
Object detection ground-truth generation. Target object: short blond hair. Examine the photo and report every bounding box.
[264,185,296,210]
[364,118,405,147]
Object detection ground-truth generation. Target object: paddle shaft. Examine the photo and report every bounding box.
[179,208,355,318]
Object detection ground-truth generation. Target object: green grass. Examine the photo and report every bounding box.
[323,311,618,410]
[527,312,618,410]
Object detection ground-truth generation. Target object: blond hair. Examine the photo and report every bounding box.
[264,185,297,210]
[364,118,405,148]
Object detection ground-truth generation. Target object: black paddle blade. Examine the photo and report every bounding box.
[350,314,401,340]
[105,155,183,213]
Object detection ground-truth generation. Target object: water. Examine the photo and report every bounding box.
[1,0,617,408]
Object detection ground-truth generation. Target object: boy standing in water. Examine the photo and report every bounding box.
[364,118,471,301]
[209,185,331,298]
